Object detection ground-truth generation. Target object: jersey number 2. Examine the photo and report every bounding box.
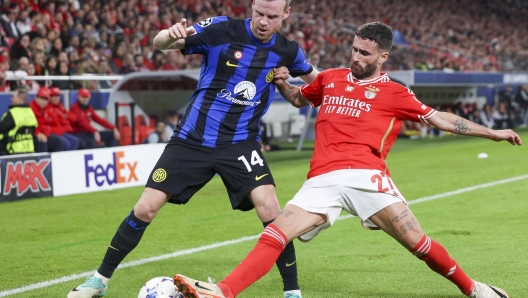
[238,150,264,172]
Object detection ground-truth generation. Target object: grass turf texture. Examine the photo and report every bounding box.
[1,131,527,297]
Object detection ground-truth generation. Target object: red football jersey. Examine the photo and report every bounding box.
[300,68,436,179]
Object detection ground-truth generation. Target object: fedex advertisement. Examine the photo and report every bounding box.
[0,153,53,202]
[52,144,165,196]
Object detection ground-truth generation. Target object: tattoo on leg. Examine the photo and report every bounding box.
[392,210,409,223]
[453,119,471,134]
[399,217,418,235]
[280,210,293,217]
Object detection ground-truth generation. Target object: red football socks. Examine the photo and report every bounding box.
[218,224,288,297]
[410,235,474,296]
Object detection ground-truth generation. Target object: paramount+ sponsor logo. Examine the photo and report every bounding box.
[0,157,52,201]
[84,151,138,187]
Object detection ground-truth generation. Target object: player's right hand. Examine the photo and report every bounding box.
[273,67,290,85]
[167,18,196,40]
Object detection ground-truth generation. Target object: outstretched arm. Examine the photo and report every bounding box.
[428,111,522,145]
[273,67,309,108]
[153,18,196,50]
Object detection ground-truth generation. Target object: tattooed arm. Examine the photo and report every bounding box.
[428,111,522,145]
[273,67,310,108]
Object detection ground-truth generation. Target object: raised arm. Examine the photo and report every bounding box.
[153,18,196,50]
[428,111,522,145]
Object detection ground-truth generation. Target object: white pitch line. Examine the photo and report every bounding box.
[1,174,527,297]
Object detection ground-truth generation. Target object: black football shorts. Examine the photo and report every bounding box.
[145,138,275,211]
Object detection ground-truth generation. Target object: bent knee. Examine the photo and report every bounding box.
[134,188,168,222]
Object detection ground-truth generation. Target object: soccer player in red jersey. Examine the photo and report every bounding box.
[174,22,520,298]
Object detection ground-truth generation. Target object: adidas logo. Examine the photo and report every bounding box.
[325,83,334,88]
[446,265,457,277]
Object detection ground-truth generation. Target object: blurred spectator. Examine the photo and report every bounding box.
[119,53,135,74]
[52,61,74,90]
[109,40,126,74]
[29,37,46,54]
[32,51,45,75]
[29,87,64,152]
[1,3,20,38]
[134,54,149,71]
[49,37,63,57]
[498,86,518,115]
[70,88,120,148]
[0,87,37,155]
[162,110,180,142]
[141,120,166,144]
[45,87,80,150]
[25,62,40,90]
[492,102,514,129]
[9,34,31,60]
[479,104,495,129]
[515,84,528,127]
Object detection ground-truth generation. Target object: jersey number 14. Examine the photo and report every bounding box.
[238,150,264,172]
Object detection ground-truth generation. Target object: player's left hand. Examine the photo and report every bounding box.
[273,67,290,85]
[492,129,522,145]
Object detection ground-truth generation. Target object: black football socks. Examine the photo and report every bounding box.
[98,210,150,278]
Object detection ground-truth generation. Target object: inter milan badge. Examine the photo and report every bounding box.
[197,17,213,27]
[345,85,355,92]
[364,85,380,99]
[266,70,274,83]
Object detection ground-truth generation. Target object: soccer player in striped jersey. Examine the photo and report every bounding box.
[173,22,520,298]
[67,1,318,298]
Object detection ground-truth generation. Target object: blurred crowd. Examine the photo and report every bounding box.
[0,0,526,93]
[400,84,528,139]
[1,0,527,154]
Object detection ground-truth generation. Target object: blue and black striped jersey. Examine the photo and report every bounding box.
[174,16,313,147]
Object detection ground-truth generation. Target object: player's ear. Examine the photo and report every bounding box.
[283,6,291,19]
[378,51,389,64]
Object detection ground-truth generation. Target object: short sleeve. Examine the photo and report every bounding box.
[299,71,325,107]
[392,84,436,123]
[288,46,313,77]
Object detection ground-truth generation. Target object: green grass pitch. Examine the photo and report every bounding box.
[1,131,527,297]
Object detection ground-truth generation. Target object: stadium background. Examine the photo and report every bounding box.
[0,0,528,297]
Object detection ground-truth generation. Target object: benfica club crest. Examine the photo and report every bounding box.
[364,85,380,99]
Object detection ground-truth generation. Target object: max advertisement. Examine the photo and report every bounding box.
[0,153,53,202]
[52,144,165,196]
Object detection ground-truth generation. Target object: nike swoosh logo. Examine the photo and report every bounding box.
[109,245,120,251]
[226,60,241,67]
[195,282,213,291]
[286,260,296,267]
[255,173,269,181]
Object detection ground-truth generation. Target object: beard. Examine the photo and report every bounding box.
[351,61,377,80]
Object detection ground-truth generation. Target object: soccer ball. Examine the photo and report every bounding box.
[138,276,183,298]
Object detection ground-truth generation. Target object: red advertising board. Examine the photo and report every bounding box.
[0,153,53,202]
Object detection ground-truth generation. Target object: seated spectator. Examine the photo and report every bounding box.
[0,87,37,155]
[492,102,514,129]
[141,120,166,144]
[29,87,64,152]
[70,88,120,148]
[1,4,20,39]
[479,104,495,128]
[46,87,81,150]
[8,34,31,60]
